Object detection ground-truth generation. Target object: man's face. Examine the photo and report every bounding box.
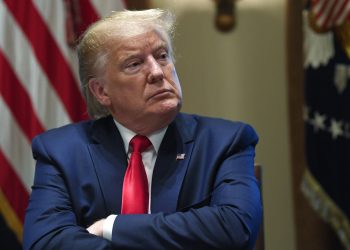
[91,30,182,134]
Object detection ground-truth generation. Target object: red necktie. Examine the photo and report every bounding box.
[121,135,151,214]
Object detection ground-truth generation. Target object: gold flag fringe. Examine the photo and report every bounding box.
[302,168,350,249]
[0,189,23,243]
[335,19,350,60]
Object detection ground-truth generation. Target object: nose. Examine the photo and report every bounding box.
[147,57,164,83]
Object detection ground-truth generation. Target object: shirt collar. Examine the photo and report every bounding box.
[113,119,167,153]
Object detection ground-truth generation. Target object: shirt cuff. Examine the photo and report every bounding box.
[102,214,117,241]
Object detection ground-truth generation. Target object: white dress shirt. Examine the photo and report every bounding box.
[102,120,167,240]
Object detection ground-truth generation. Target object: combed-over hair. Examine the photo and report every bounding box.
[77,9,176,119]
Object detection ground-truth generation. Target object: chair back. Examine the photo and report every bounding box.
[254,164,265,250]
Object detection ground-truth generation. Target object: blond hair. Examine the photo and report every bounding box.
[77,9,176,119]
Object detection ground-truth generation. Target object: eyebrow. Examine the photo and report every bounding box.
[117,42,169,63]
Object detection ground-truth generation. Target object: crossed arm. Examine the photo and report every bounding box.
[24,128,261,250]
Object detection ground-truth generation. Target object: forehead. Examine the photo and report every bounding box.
[109,31,170,56]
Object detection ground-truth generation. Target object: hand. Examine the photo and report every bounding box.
[87,219,105,237]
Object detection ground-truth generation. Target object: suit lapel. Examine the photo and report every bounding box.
[151,114,197,213]
[87,116,127,214]
[87,114,198,215]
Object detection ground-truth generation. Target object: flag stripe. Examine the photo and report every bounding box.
[323,0,340,29]
[0,97,35,191]
[314,0,330,19]
[330,0,348,26]
[0,2,71,130]
[335,0,350,25]
[312,0,350,29]
[74,0,100,37]
[315,0,334,27]
[33,0,81,87]
[3,0,87,122]
[313,0,323,14]
[0,150,29,224]
[0,52,45,141]
[0,1,128,247]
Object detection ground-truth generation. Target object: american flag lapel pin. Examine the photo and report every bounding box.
[176,153,185,160]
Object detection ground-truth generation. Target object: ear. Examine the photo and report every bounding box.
[88,78,111,106]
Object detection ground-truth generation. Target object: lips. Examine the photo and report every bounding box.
[148,89,174,100]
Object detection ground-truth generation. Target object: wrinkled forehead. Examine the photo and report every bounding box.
[107,31,170,63]
[111,30,170,52]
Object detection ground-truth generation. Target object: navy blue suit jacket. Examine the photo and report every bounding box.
[24,113,261,250]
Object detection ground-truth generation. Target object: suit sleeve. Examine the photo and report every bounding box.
[23,136,113,250]
[110,124,262,250]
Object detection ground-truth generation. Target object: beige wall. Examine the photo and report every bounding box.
[153,1,296,249]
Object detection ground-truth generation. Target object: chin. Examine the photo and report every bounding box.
[158,101,181,114]
[141,103,181,134]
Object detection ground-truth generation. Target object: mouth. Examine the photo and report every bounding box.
[148,89,174,100]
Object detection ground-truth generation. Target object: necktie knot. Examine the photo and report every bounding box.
[130,135,151,153]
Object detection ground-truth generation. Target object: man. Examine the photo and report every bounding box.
[23,9,261,250]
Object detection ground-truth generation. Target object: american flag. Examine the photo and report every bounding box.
[0,0,125,247]
[309,0,350,31]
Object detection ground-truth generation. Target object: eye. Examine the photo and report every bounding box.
[157,50,170,64]
[159,52,168,59]
[124,60,142,73]
[128,61,141,68]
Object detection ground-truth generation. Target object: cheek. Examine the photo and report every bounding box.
[170,70,182,96]
[116,84,146,106]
